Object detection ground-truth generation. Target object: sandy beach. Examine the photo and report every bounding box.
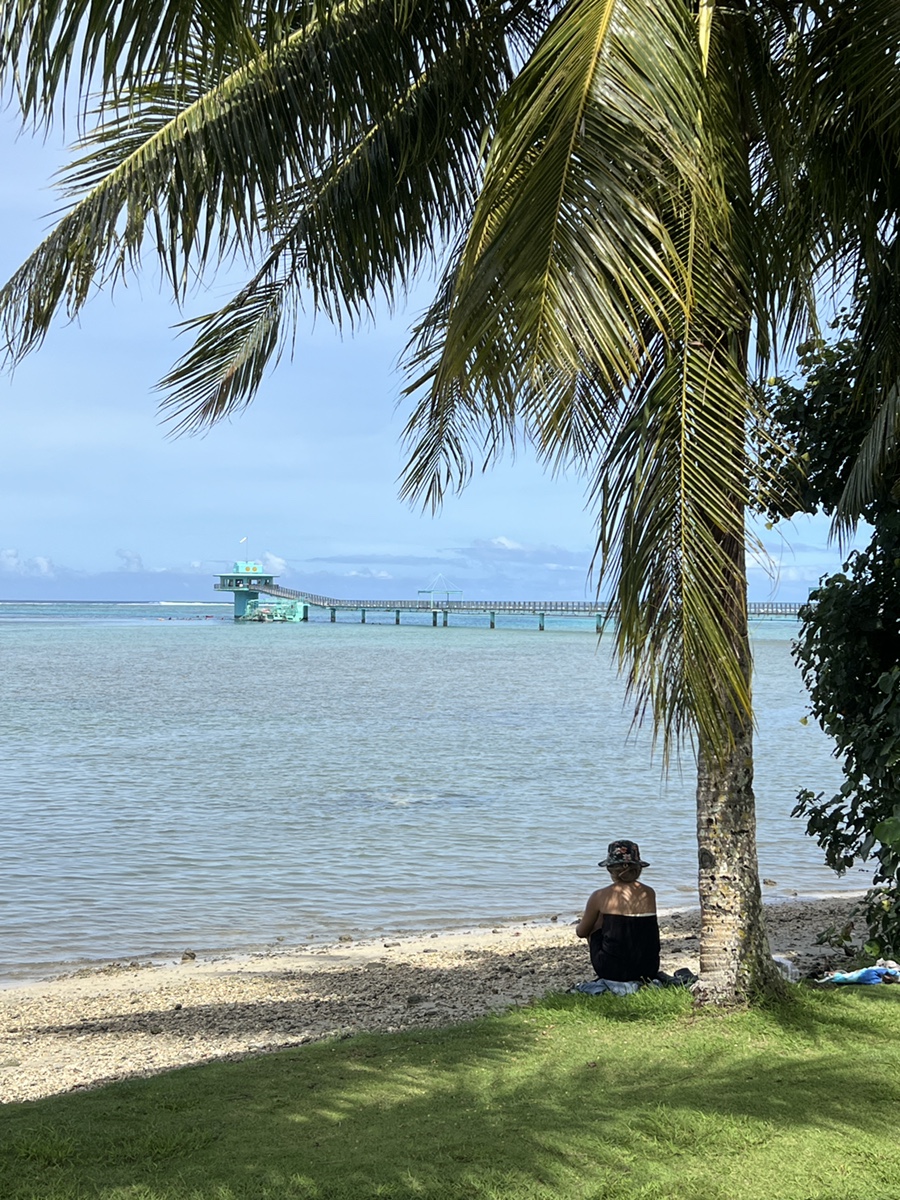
[0,896,862,1105]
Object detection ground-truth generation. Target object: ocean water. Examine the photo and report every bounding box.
[0,601,861,982]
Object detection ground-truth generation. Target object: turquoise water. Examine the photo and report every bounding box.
[1,602,860,982]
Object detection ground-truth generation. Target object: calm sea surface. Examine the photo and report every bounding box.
[0,601,862,982]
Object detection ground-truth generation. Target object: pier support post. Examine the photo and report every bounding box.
[490,611,495,629]
[233,590,253,620]
[330,608,336,623]
[361,608,366,624]
[395,610,401,625]
[301,605,309,622]
[442,610,448,627]
[596,612,602,634]
[432,610,438,627]
[539,612,545,632]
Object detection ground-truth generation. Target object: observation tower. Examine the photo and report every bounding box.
[215,561,277,619]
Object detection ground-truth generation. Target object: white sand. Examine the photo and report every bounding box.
[0,896,862,1104]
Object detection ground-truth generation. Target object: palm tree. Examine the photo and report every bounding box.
[2,0,897,999]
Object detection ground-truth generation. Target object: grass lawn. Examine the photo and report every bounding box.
[2,986,899,1199]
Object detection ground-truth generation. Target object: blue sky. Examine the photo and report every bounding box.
[1,111,857,603]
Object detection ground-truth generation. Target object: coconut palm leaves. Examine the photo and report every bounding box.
[156,0,536,430]
[1,0,302,121]
[797,0,900,527]
[0,0,893,762]
[0,0,533,366]
[401,0,782,753]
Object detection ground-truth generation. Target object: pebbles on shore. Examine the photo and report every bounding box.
[0,897,859,1105]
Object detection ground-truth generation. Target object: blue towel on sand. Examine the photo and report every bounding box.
[827,967,900,985]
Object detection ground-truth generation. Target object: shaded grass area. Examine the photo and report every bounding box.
[3,986,899,1199]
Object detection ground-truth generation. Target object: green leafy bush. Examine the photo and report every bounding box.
[793,517,900,955]
[763,330,900,956]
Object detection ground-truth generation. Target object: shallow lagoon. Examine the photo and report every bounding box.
[1,603,859,979]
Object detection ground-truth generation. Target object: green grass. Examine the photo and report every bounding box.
[3,986,900,1199]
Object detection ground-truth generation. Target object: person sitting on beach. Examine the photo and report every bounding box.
[575,840,660,982]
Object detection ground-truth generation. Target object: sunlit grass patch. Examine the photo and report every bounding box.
[2,986,899,1199]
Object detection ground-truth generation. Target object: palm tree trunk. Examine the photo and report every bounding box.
[695,530,784,1002]
[696,713,783,1000]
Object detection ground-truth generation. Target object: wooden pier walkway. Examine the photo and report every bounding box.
[214,580,801,626]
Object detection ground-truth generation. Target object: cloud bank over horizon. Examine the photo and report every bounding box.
[0,521,858,604]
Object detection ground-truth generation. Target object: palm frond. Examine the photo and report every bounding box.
[401,0,768,756]
[1,0,265,123]
[793,1,900,525]
[593,321,756,756]
[722,2,822,367]
[836,374,900,537]
[401,247,524,508]
[0,0,528,372]
[402,0,724,499]
[798,0,900,301]
[158,244,300,433]
[155,0,536,430]
[0,0,315,125]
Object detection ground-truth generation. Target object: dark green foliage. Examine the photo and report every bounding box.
[764,331,900,956]
[793,518,900,956]
[759,326,869,520]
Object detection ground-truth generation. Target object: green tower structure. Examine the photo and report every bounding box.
[215,561,276,619]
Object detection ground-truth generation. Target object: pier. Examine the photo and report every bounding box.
[214,563,802,626]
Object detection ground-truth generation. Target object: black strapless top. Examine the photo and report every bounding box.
[588,912,660,982]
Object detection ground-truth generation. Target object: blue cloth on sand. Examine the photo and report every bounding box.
[826,967,900,985]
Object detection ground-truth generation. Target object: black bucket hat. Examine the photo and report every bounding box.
[599,840,650,869]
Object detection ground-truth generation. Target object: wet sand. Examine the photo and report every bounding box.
[0,896,862,1104]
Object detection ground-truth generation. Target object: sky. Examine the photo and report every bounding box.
[0,110,859,604]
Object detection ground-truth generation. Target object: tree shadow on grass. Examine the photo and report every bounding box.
[3,989,900,1200]
[544,974,899,1043]
[737,978,900,1041]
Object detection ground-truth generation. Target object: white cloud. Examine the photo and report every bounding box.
[0,548,56,576]
[115,548,144,573]
[262,552,288,575]
[345,569,393,579]
[750,564,829,585]
[491,536,524,551]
